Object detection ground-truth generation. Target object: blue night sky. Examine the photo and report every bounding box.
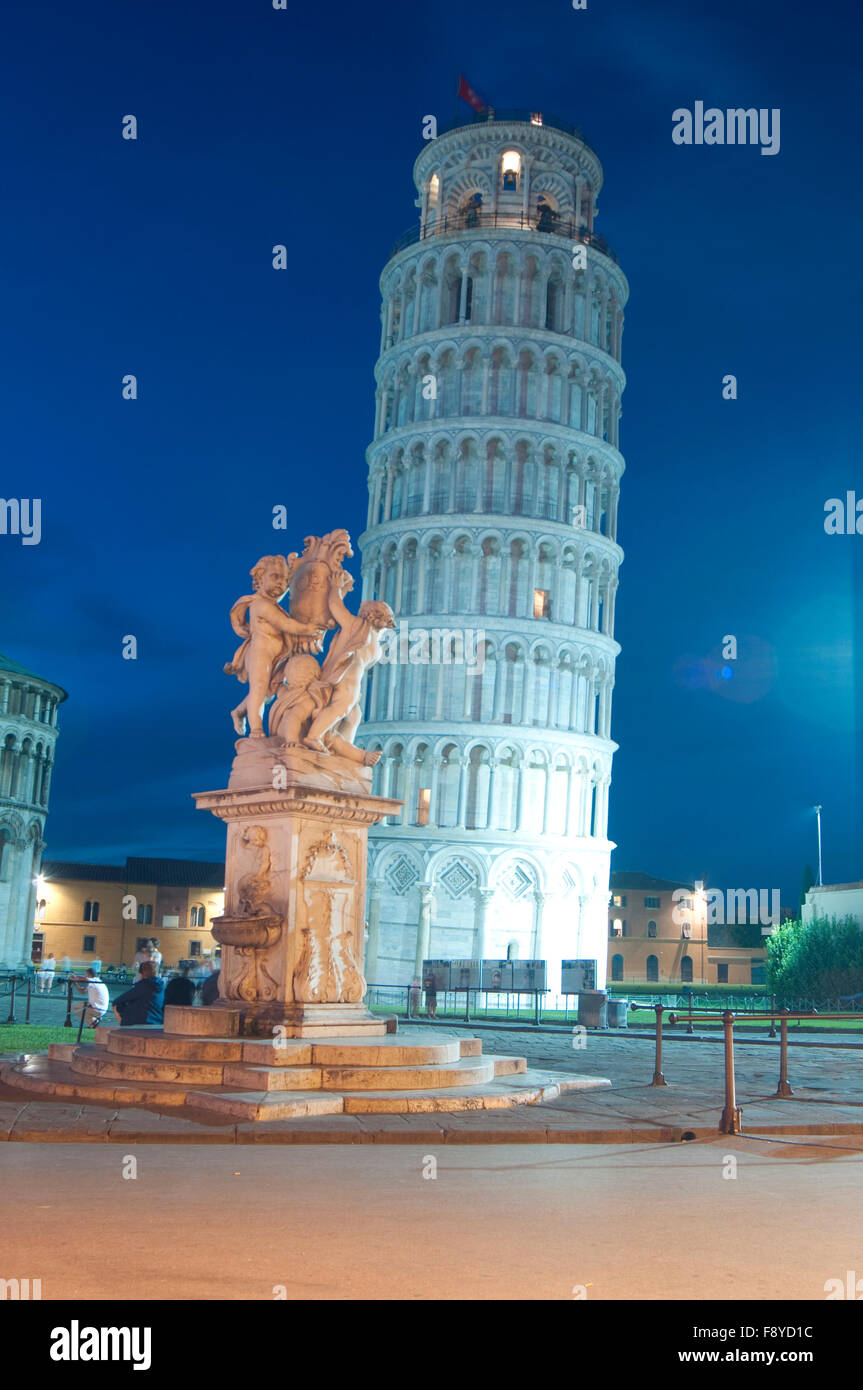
[1,0,860,904]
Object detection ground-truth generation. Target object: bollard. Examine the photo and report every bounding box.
[5,974,16,1024]
[719,1010,742,1134]
[775,1009,793,1097]
[24,972,31,1024]
[64,976,73,1028]
[650,1003,667,1086]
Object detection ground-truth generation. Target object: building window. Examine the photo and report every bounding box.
[83,900,99,922]
[681,956,693,983]
[646,954,659,983]
[82,935,96,953]
[189,940,202,957]
[717,964,729,984]
[35,898,46,920]
[610,918,624,938]
[533,589,551,619]
[682,922,692,939]
[611,953,623,982]
[751,961,766,985]
[612,894,626,907]
[190,904,206,928]
[416,788,431,827]
[137,903,153,925]
[162,914,179,928]
[647,921,657,938]
[501,150,521,190]
[644,896,660,908]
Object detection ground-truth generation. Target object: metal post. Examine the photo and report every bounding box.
[406,985,412,1020]
[5,975,16,1024]
[719,1011,742,1133]
[768,993,776,1039]
[534,991,540,1026]
[775,1009,793,1097]
[687,993,694,1035]
[24,972,31,1024]
[650,1003,667,1086]
[464,987,471,1024]
[76,999,87,1044]
[63,976,73,1028]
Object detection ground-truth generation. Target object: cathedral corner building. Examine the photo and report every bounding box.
[357,108,628,995]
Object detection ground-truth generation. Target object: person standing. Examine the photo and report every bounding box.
[133,942,152,976]
[148,940,162,974]
[423,973,438,1019]
[37,953,56,994]
[113,961,165,1027]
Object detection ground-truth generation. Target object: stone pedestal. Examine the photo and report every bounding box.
[193,737,401,1036]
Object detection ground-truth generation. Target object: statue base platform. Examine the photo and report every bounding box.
[188,1000,389,1039]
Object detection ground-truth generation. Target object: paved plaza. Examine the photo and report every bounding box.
[1,1022,862,1143]
[2,1139,862,1300]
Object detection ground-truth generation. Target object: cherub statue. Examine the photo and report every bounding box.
[269,652,382,766]
[224,555,323,738]
[301,572,395,754]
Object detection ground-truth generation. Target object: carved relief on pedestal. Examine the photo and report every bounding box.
[293,832,365,1004]
[213,825,282,1003]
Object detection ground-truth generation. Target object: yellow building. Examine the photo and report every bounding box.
[607,872,767,987]
[33,857,225,970]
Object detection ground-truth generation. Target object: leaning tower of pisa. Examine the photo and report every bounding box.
[357,108,628,995]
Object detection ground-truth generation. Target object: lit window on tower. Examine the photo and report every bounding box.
[416,788,431,826]
[501,150,521,190]
[533,589,551,618]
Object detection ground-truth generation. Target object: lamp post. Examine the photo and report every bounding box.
[813,805,823,886]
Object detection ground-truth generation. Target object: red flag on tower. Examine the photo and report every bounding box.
[457,74,487,114]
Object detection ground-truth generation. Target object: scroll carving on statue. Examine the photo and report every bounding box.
[328,896,365,1003]
[294,889,330,1004]
[224,826,282,1003]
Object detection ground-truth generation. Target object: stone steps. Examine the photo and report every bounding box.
[0,1021,610,1121]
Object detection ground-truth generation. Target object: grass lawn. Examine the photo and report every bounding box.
[0,1024,98,1053]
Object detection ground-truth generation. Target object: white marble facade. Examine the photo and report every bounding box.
[356,113,628,993]
[0,654,66,967]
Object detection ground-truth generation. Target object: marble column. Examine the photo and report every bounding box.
[414,884,434,976]
[472,887,495,962]
[365,878,384,983]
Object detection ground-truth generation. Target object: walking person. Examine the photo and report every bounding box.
[113,961,165,1027]
[148,939,162,975]
[36,952,56,994]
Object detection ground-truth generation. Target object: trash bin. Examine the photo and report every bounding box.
[606,997,628,1028]
[577,990,608,1028]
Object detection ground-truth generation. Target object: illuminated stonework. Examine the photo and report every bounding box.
[0,653,66,967]
[357,111,628,993]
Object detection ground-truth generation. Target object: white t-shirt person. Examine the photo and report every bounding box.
[86,979,110,1015]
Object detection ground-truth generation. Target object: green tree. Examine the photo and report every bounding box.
[766,915,863,1002]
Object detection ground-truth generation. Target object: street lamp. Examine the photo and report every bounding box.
[812,805,823,886]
